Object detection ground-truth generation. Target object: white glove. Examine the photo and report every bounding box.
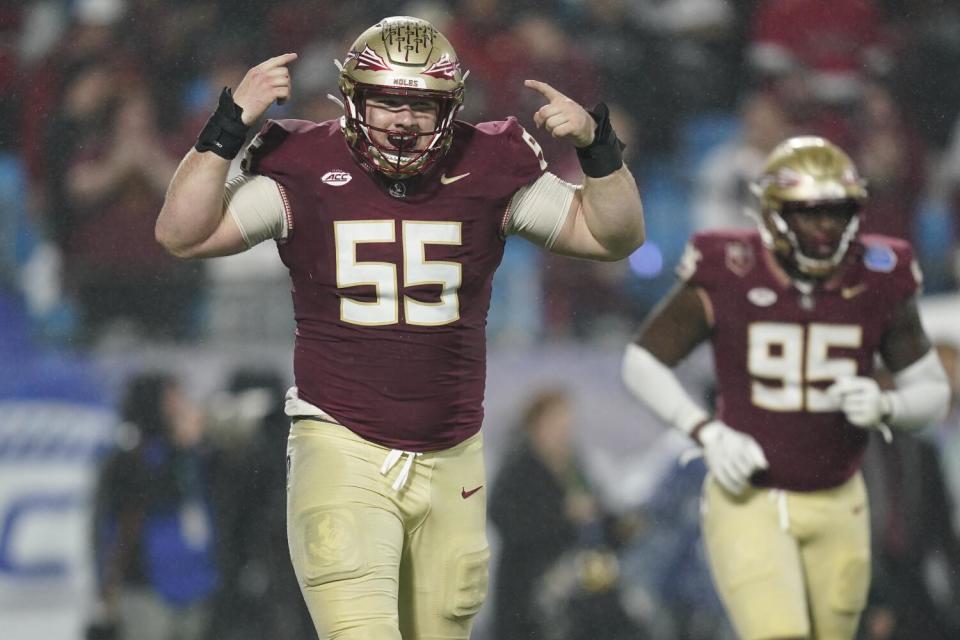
[698,421,769,496]
[826,376,892,428]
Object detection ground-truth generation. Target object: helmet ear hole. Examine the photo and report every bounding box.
[337,16,465,179]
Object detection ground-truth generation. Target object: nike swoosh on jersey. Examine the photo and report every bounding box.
[841,284,868,299]
[440,172,471,185]
[461,485,483,499]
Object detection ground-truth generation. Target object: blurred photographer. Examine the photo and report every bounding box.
[88,372,219,640]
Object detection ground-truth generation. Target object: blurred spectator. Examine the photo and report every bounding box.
[123,0,236,128]
[0,6,19,146]
[489,388,643,640]
[21,0,125,194]
[747,0,892,107]
[883,0,960,150]
[853,80,927,243]
[692,90,794,231]
[58,73,203,345]
[746,0,897,154]
[573,0,680,156]
[445,0,523,123]
[941,115,960,287]
[631,0,741,118]
[860,430,960,640]
[206,368,317,640]
[931,341,960,536]
[88,372,221,640]
[858,365,960,640]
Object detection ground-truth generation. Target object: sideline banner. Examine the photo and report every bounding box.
[0,394,114,639]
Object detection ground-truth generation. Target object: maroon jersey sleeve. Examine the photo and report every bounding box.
[242,118,319,174]
[475,117,548,187]
[676,229,758,310]
[858,234,921,304]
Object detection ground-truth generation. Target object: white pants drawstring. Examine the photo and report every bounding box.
[768,489,790,531]
[380,449,421,491]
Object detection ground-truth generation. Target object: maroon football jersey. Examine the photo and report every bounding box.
[244,117,546,451]
[682,229,920,491]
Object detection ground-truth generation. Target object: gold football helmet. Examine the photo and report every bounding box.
[338,16,465,179]
[750,136,867,278]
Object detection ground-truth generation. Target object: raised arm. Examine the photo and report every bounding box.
[523,80,645,261]
[155,53,297,259]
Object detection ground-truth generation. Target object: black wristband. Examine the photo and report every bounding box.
[195,87,250,160]
[575,102,625,178]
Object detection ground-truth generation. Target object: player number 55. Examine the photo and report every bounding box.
[335,220,462,327]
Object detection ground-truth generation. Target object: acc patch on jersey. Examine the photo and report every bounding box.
[863,244,897,273]
[747,287,777,307]
[322,170,353,186]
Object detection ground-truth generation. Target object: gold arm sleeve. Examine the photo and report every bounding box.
[224,173,289,247]
[505,172,578,249]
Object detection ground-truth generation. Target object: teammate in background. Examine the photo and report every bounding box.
[155,15,644,640]
[621,136,949,640]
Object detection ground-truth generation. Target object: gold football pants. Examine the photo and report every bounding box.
[702,472,871,640]
[286,419,489,640]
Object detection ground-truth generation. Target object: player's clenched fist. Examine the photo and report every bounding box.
[525,79,596,148]
[233,53,298,125]
[826,376,891,428]
[698,420,769,496]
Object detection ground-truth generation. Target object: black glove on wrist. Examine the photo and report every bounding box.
[576,102,626,178]
[195,87,250,160]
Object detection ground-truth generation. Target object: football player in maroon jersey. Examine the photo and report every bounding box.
[155,16,644,640]
[621,136,950,639]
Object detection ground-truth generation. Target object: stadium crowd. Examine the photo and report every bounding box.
[2,1,960,639]
[2,0,959,348]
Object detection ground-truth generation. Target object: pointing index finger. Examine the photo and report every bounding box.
[524,79,563,101]
[262,52,299,69]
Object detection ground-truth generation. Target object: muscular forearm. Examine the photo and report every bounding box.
[155,149,231,257]
[143,152,179,197]
[580,164,645,259]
